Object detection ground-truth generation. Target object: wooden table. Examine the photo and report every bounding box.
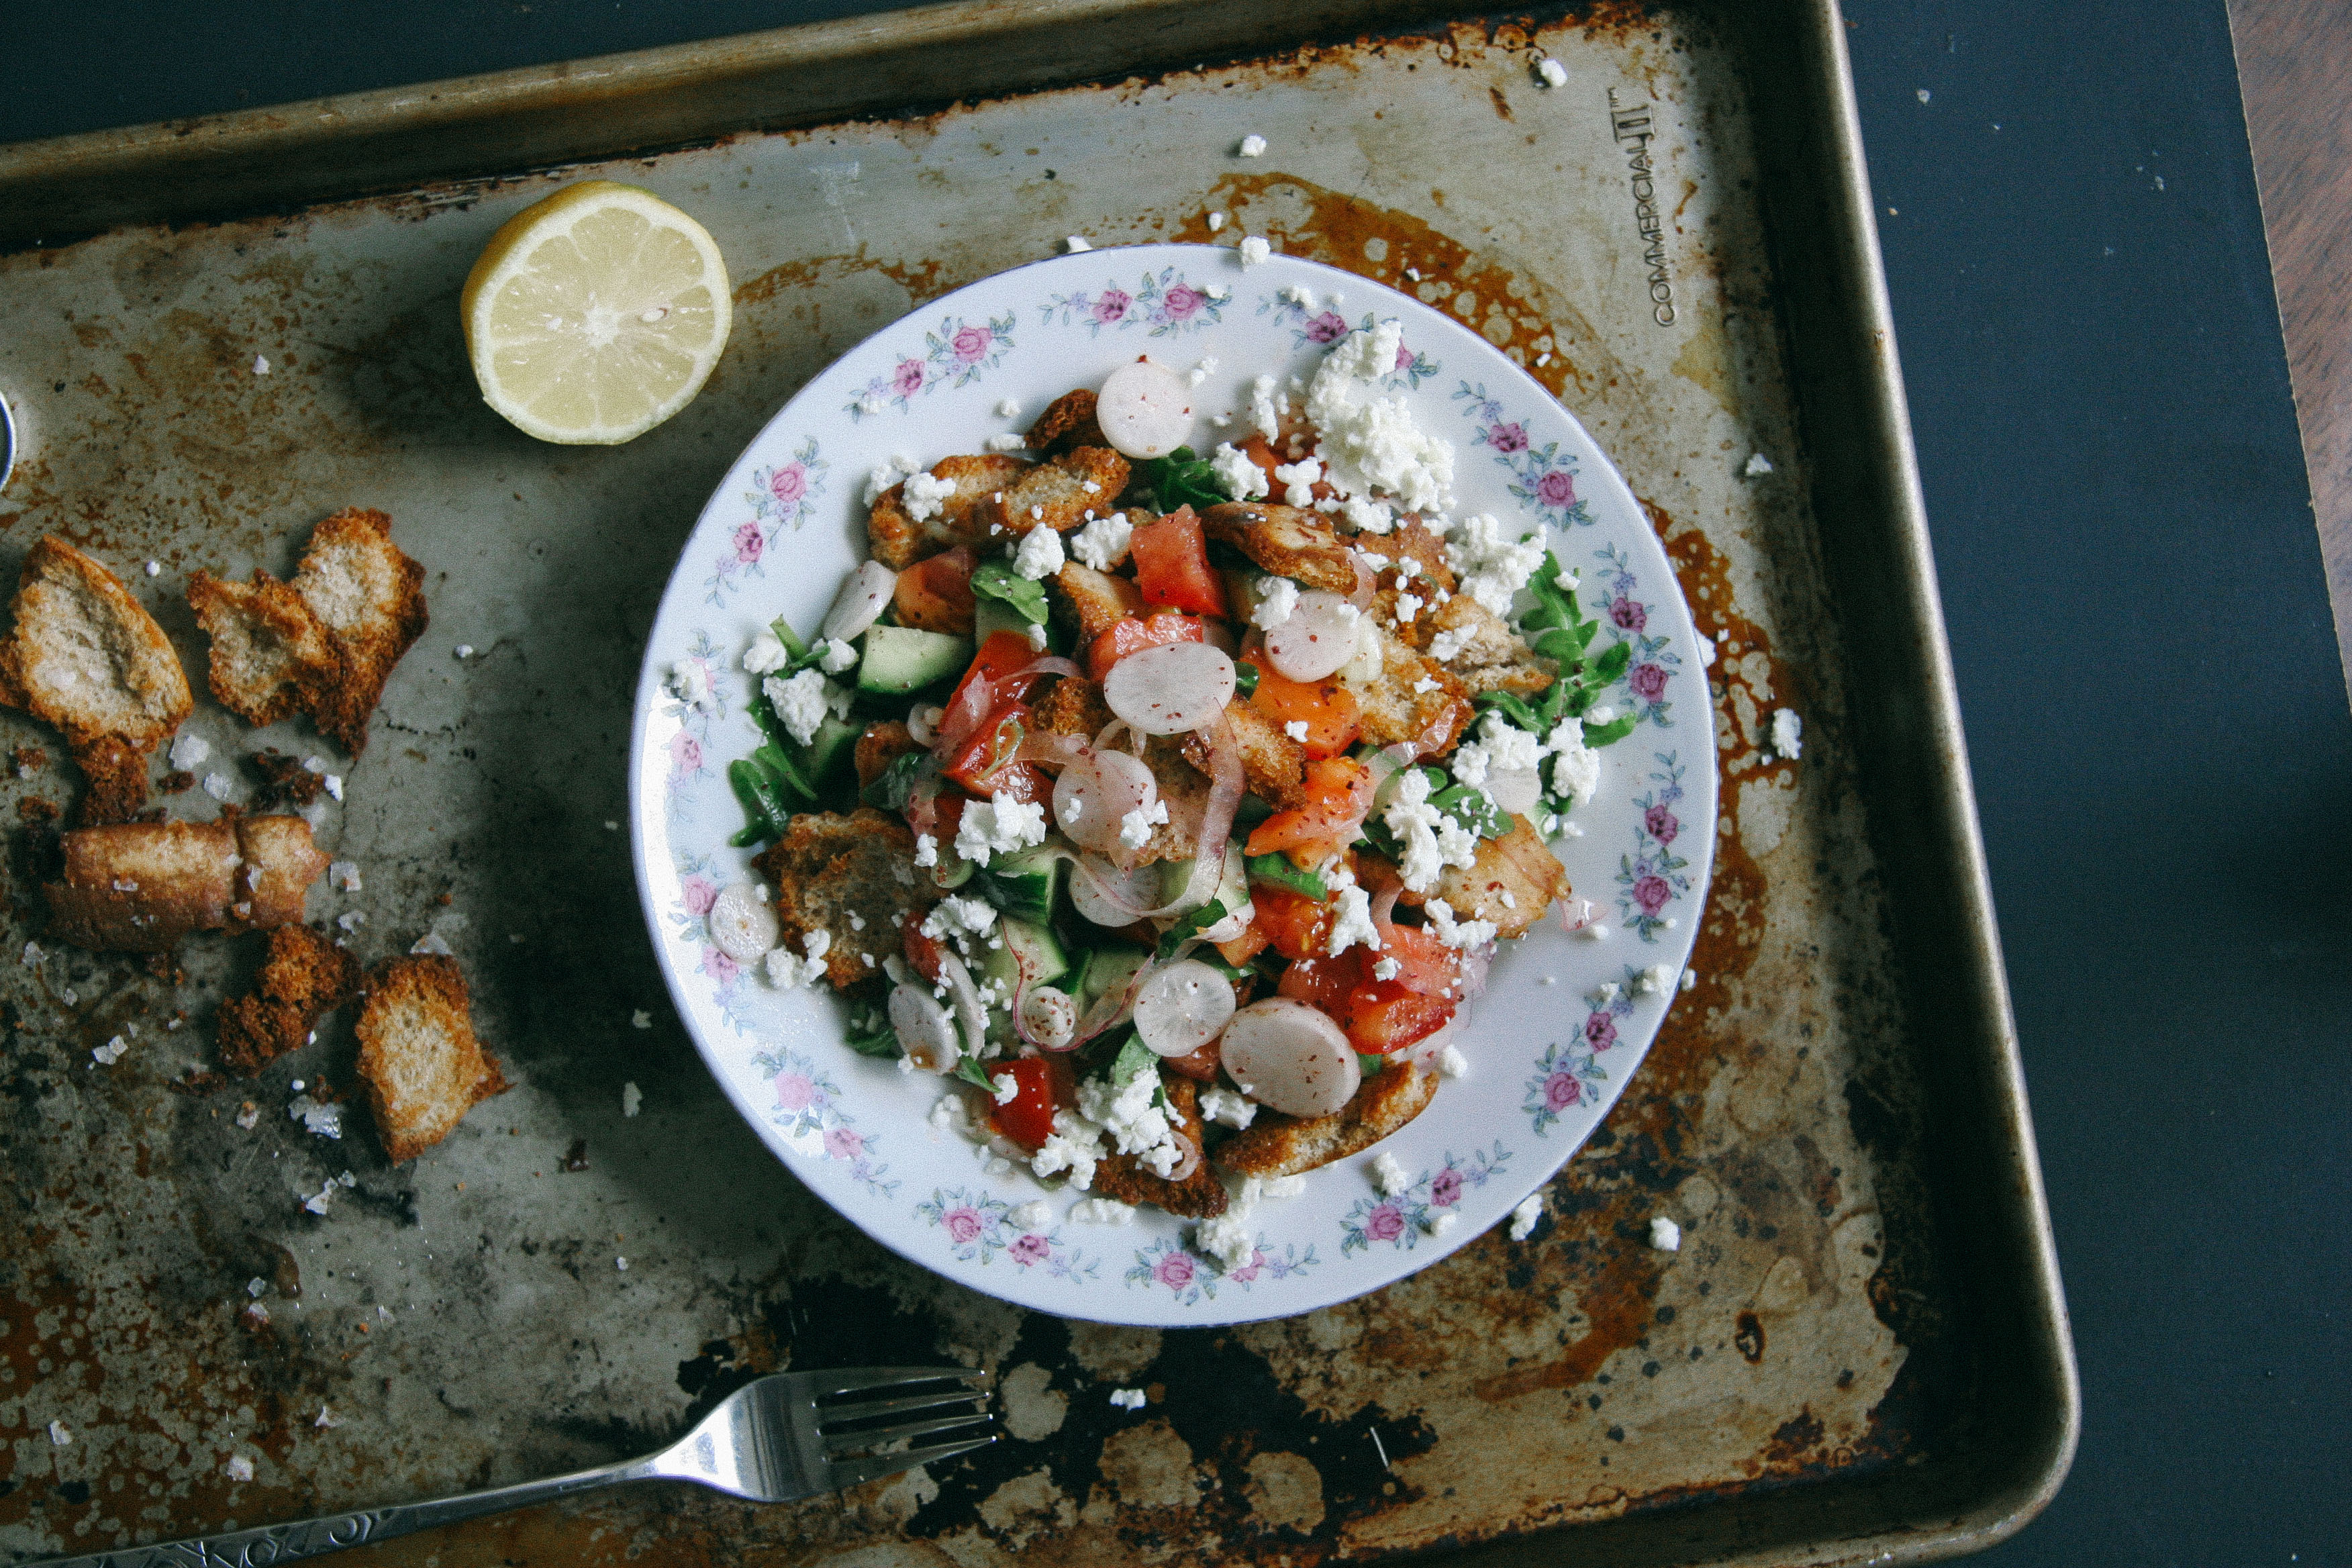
[2231,0,2352,695]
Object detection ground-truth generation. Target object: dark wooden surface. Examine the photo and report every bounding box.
[2231,0,2352,697]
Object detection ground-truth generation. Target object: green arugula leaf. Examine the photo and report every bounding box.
[1154,898,1230,962]
[1589,638,1632,687]
[1430,781,1510,840]
[844,1008,902,1058]
[1583,709,1640,747]
[861,749,937,812]
[970,558,1049,626]
[1357,1052,1387,1076]
[1109,1030,1159,1089]
[727,757,795,848]
[1135,446,1234,513]
[1246,853,1328,902]
[1233,660,1261,699]
[954,1057,1001,1092]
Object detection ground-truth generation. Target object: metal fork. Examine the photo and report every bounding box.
[35,1365,995,1567]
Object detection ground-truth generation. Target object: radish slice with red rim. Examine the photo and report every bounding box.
[1262,590,1361,681]
[1218,998,1360,1118]
[1020,985,1078,1050]
[707,882,779,962]
[1053,748,1157,854]
[1104,641,1236,736]
[1132,960,1238,1057]
[1096,358,1195,459]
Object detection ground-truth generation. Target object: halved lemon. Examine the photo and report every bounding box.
[461,180,732,445]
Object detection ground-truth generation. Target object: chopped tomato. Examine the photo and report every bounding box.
[940,701,1050,803]
[1375,918,1459,996]
[1214,920,1272,968]
[1248,666,1361,758]
[1086,611,1206,682]
[893,546,976,636]
[1249,885,1334,962]
[1160,1038,1223,1083]
[1277,944,1459,1054]
[987,1059,1059,1150]
[1244,756,1376,856]
[902,919,947,984]
[945,630,1050,718]
[1130,506,1231,620]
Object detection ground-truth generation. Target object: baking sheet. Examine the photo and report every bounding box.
[0,3,2073,1564]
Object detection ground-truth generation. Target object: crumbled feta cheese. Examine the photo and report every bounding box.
[1238,235,1273,267]
[1372,956,1402,981]
[1206,210,1226,232]
[1069,1196,1137,1224]
[994,397,1022,418]
[1032,1108,1107,1189]
[289,1095,342,1139]
[1424,1211,1459,1236]
[1447,512,1547,615]
[668,660,714,711]
[1259,1175,1307,1199]
[1273,455,1323,507]
[1342,494,1395,534]
[201,772,234,801]
[1545,719,1602,808]
[1306,319,1455,513]
[767,930,831,988]
[1326,881,1382,956]
[1237,134,1268,156]
[1208,442,1270,504]
[1424,898,1498,950]
[168,732,210,769]
[226,1453,254,1481]
[1283,720,1310,742]
[992,1072,1022,1106]
[1189,355,1219,386]
[1744,452,1775,477]
[1696,632,1716,667]
[235,1103,260,1130]
[622,1081,642,1117]
[1065,235,1093,253]
[922,896,1001,960]
[746,630,797,675]
[1076,1067,1184,1178]
[1118,799,1170,850]
[984,432,1030,453]
[818,638,858,675]
[1371,1150,1411,1195]
[1451,712,1543,788]
[92,1036,129,1065]
[1195,1208,1257,1271]
[901,469,959,520]
[323,773,344,801]
[1583,923,1611,942]
[144,559,161,577]
[863,457,913,505]
[330,860,362,893]
[631,1009,654,1029]
[1379,769,1480,892]
[764,669,852,745]
[1071,510,1134,569]
[1508,1193,1544,1240]
[1393,592,1424,624]
[1536,56,1568,87]
[1649,1216,1682,1252]
[1439,1044,1469,1078]
[1681,968,1698,992]
[954,797,1046,867]
[455,644,475,659]
[1006,1199,1051,1230]
[1013,524,1065,580]
[1108,1387,1148,1409]
[1250,573,1300,630]
[912,832,939,869]
[19,941,40,966]
[1771,708,1804,760]
[1199,1084,1258,1129]
[1248,374,1282,440]
[252,354,271,375]
[315,1406,340,1429]
[1634,963,1678,997]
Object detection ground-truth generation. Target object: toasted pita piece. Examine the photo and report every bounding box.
[1089,1076,1228,1218]
[867,454,1034,569]
[217,923,361,1077]
[1049,561,1146,643]
[852,720,922,790]
[1131,738,1211,865]
[1181,698,1306,809]
[0,536,194,825]
[1026,389,1108,456]
[1215,1063,1439,1179]
[753,807,938,991]
[1033,674,1115,740]
[1344,634,1474,755]
[42,814,328,952]
[972,448,1130,540]
[1199,502,1359,593]
[355,954,507,1165]
[185,571,331,729]
[1418,815,1569,940]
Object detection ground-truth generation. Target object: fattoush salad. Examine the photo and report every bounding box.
[684,323,1645,1253]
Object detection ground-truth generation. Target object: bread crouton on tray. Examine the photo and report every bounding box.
[865,453,1033,569]
[1199,501,1359,593]
[217,923,361,1077]
[355,954,507,1165]
[0,536,194,826]
[187,506,427,756]
[1214,1062,1439,1179]
[1089,1076,1228,1218]
[43,814,330,953]
[752,807,939,991]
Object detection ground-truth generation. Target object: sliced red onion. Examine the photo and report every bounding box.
[889,983,961,1073]
[906,704,944,746]
[1348,552,1377,611]
[1015,727,1091,773]
[934,670,995,758]
[1132,959,1238,1057]
[1014,654,1084,683]
[1220,998,1359,1118]
[1263,590,1360,681]
[1096,358,1195,459]
[1486,766,1542,816]
[1165,1128,1202,1183]
[821,559,897,642]
[1054,748,1157,856]
[707,881,781,962]
[1104,642,1237,736]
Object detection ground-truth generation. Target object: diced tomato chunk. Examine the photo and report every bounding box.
[1249,885,1334,962]
[946,630,1050,718]
[1130,507,1231,620]
[902,919,947,984]
[894,546,977,635]
[1248,666,1361,758]
[1086,611,1206,682]
[987,1059,1059,1149]
[1160,1038,1223,1083]
[1276,942,1459,1054]
[940,701,1049,803]
[1244,756,1376,856]
[1214,920,1271,968]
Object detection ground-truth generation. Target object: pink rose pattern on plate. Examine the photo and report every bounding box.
[1258,301,1443,387]
[917,1187,1099,1280]
[1122,1236,1317,1306]
[843,313,1018,420]
[706,440,829,606]
[1586,542,1683,728]
[748,1048,898,1198]
[1336,1143,1511,1255]
[1042,268,1229,337]
[1456,380,1595,528]
[1616,754,1694,942]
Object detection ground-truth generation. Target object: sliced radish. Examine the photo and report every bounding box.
[821,559,897,642]
[1104,641,1237,736]
[1097,358,1195,459]
[1053,748,1157,853]
[1133,960,1238,1057]
[1262,590,1361,682]
[936,951,991,1065]
[707,882,780,962]
[889,983,961,1073]
[1219,998,1360,1118]
[1485,765,1542,817]
[1021,985,1079,1050]
[1071,856,1161,927]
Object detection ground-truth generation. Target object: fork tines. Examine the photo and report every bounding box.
[811,1366,995,1484]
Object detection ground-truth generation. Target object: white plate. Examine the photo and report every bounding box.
[630,244,1714,1325]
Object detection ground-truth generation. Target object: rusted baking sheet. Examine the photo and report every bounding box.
[0,3,2073,1565]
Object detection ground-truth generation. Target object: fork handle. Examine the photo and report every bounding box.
[33,1456,659,1567]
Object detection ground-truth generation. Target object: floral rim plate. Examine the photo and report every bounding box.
[629,243,1714,1326]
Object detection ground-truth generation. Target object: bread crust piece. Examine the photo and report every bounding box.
[217,924,361,1077]
[867,454,1034,569]
[1048,562,1144,643]
[1421,814,1569,939]
[1025,389,1108,455]
[355,954,507,1165]
[972,448,1131,540]
[1344,634,1475,755]
[1181,699,1306,808]
[1215,1063,1440,1179]
[752,807,939,990]
[852,720,922,789]
[1089,1076,1228,1218]
[43,814,328,952]
[1199,502,1359,593]
[0,536,195,826]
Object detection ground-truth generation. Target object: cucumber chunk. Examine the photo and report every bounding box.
[859,625,973,695]
[1076,944,1151,1007]
[975,842,1067,925]
[979,916,1069,991]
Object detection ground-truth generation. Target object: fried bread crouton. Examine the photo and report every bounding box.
[1089,1075,1228,1218]
[1180,699,1306,808]
[187,507,427,754]
[1199,502,1359,593]
[0,536,194,826]
[1215,1063,1439,1178]
[1422,594,1555,699]
[972,448,1131,540]
[1424,815,1570,939]
[1133,739,1210,864]
[354,954,507,1165]
[1032,673,1115,739]
[752,807,938,990]
[1049,562,1144,642]
[1344,635,1475,755]
[866,454,1033,569]
[1025,389,1108,455]
[217,923,361,1077]
[852,720,922,789]
[44,814,329,952]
